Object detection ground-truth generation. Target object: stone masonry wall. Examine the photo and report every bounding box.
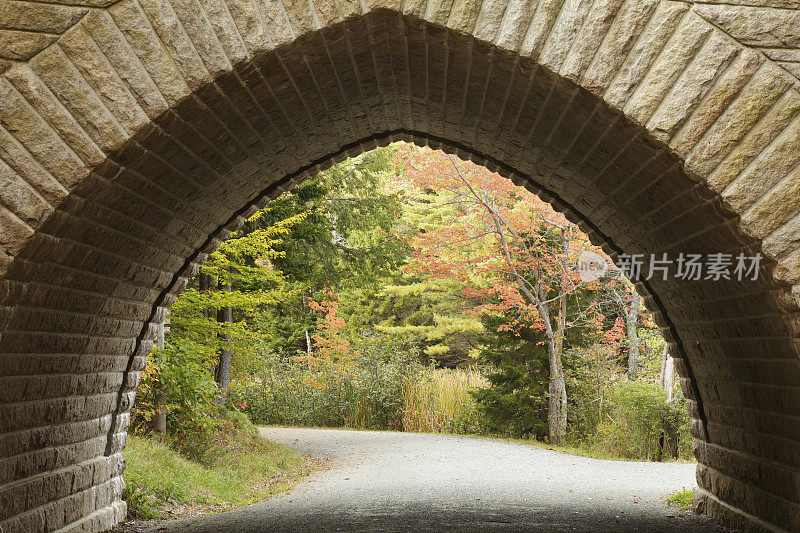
[0,1,799,532]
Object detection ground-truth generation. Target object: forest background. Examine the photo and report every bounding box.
[130,143,692,483]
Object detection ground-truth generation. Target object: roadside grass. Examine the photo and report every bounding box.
[479,435,696,463]
[667,487,695,511]
[258,424,694,464]
[123,414,314,520]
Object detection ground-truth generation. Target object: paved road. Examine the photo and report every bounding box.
[134,427,731,532]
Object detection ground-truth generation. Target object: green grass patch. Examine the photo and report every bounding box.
[123,413,313,520]
[480,435,635,461]
[479,435,696,463]
[667,487,695,511]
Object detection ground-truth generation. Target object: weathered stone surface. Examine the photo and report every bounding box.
[168,0,233,77]
[0,29,58,61]
[764,48,800,62]
[687,61,796,181]
[493,0,539,50]
[470,0,509,41]
[195,0,249,64]
[0,123,68,206]
[559,0,627,82]
[694,4,800,48]
[0,158,53,224]
[624,11,712,125]
[58,24,151,135]
[603,0,689,109]
[80,10,169,120]
[721,111,800,213]
[647,31,739,143]
[222,0,270,56]
[741,166,800,239]
[775,249,800,285]
[0,76,90,188]
[108,0,192,105]
[4,62,106,166]
[136,0,212,89]
[779,61,800,79]
[539,0,595,73]
[669,47,764,157]
[29,44,130,153]
[0,1,87,33]
[519,0,570,60]
[581,0,658,96]
[1,3,800,533]
[446,0,481,33]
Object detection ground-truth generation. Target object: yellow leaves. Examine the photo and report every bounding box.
[424,343,450,356]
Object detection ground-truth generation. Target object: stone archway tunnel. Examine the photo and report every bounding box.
[0,1,799,531]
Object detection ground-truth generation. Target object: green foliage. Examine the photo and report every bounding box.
[132,341,220,462]
[122,411,307,519]
[229,335,422,430]
[667,487,695,511]
[591,381,691,461]
[245,148,409,358]
[470,314,550,439]
[252,148,406,290]
[168,207,308,358]
[368,275,484,365]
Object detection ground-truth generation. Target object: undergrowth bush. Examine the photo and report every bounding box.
[591,380,691,461]
[229,335,488,434]
[229,335,422,429]
[131,340,219,463]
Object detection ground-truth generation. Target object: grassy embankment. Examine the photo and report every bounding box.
[123,414,314,520]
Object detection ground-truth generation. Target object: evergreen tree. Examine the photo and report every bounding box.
[248,148,408,357]
[470,313,550,439]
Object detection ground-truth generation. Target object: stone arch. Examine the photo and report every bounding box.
[0,2,799,532]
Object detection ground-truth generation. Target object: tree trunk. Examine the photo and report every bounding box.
[659,343,676,401]
[546,234,569,446]
[626,293,640,380]
[547,346,568,445]
[215,280,232,405]
[154,315,167,436]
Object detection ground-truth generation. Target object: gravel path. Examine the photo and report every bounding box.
[127,427,731,532]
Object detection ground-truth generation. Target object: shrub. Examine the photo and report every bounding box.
[667,487,695,511]
[228,335,423,430]
[591,380,690,461]
[131,340,220,464]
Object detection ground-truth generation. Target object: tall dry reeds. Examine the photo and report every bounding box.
[401,366,487,434]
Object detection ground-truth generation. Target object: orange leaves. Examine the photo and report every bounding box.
[393,144,588,333]
[306,288,352,366]
[602,317,626,345]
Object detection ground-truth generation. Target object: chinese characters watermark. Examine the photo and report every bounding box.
[577,251,762,283]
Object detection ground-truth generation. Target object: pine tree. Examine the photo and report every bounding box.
[470,313,550,439]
